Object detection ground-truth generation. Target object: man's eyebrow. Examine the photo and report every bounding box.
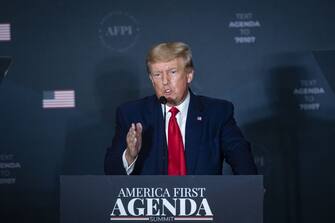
[152,67,177,73]
[151,70,162,73]
[166,67,177,71]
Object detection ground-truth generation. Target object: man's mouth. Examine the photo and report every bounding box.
[164,89,172,95]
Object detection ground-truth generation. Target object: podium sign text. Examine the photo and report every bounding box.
[60,176,263,223]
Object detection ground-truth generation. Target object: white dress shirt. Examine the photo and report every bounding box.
[122,91,190,175]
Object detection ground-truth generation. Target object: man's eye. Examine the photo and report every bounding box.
[152,73,160,77]
[170,70,177,75]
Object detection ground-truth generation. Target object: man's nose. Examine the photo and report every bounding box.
[162,73,169,85]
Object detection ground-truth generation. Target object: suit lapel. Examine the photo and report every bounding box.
[137,95,167,175]
[185,92,204,174]
[152,96,168,174]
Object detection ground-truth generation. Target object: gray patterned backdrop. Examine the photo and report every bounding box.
[1,0,335,223]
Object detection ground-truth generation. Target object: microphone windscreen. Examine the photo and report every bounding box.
[159,96,167,105]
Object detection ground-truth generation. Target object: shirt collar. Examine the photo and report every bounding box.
[164,91,190,116]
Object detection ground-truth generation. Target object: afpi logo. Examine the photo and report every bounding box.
[99,11,140,52]
[110,187,214,222]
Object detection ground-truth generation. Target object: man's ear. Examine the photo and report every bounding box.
[187,70,194,84]
[149,74,154,84]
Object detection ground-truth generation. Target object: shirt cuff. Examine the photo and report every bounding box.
[122,149,137,175]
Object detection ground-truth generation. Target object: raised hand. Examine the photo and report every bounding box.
[125,122,143,165]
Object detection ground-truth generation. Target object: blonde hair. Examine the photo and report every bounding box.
[146,42,194,73]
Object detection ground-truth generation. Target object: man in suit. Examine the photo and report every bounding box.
[104,42,257,175]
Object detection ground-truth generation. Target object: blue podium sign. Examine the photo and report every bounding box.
[60,176,263,223]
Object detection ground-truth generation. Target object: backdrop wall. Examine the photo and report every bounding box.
[1,0,335,223]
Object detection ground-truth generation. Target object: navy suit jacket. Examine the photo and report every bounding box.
[104,92,257,175]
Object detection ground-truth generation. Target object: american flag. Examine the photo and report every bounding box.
[0,24,11,41]
[43,90,75,109]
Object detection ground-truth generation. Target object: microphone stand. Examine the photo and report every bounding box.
[159,96,167,174]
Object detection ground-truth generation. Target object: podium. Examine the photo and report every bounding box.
[60,176,263,223]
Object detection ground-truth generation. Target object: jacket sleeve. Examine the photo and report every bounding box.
[104,107,128,175]
[220,102,258,175]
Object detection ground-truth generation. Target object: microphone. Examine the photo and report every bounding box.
[159,96,167,127]
[159,96,167,105]
[159,96,168,174]
[159,96,167,133]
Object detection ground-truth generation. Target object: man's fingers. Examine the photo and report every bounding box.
[126,122,143,159]
[136,123,143,133]
[127,124,136,146]
[130,123,135,135]
[127,122,143,145]
[128,123,137,137]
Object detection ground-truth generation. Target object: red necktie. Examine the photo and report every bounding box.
[168,107,186,175]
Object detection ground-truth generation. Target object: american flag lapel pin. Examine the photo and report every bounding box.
[197,116,202,121]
